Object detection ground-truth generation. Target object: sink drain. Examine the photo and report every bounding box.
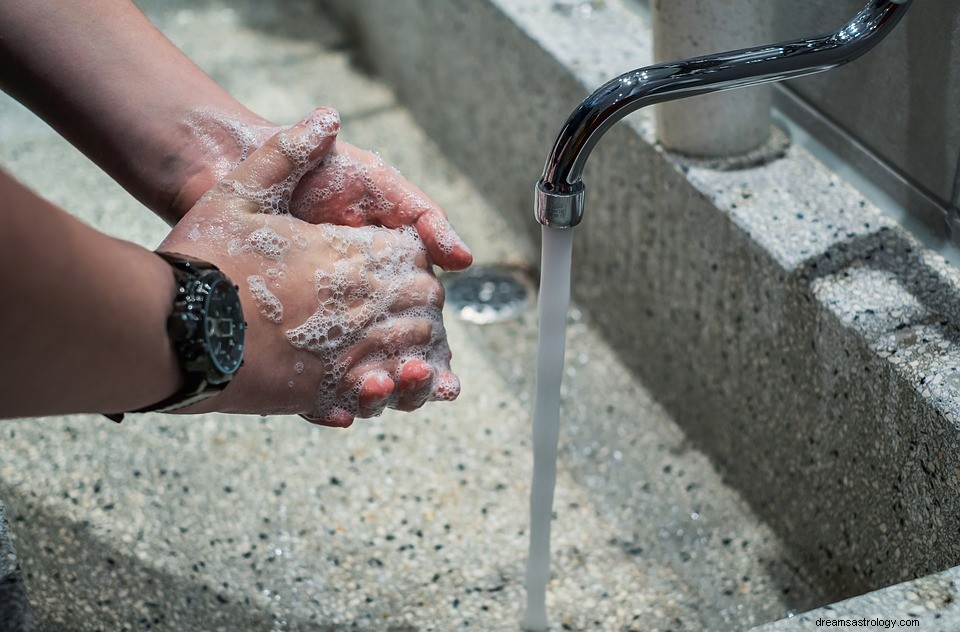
[442,264,536,324]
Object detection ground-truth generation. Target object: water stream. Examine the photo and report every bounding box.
[522,225,575,632]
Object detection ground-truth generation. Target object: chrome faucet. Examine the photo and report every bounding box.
[535,0,914,229]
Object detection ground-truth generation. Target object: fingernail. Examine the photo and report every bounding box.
[371,386,394,407]
[361,371,394,410]
[403,360,432,382]
[368,370,394,392]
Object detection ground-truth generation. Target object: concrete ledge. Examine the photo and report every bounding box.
[321,0,960,621]
[751,566,960,631]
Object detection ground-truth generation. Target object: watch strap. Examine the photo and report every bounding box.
[104,374,207,423]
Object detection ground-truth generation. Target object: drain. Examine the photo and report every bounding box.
[442,264,536,324]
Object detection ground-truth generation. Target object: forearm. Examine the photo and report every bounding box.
[0,169,181,418]
[0,0,269,223]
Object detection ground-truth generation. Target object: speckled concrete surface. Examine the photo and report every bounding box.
[752,565,960,631]
[0,500,35,630]
[0,1,823,630]
[321,0,960,626]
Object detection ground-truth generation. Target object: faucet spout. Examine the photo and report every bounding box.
[535,0,913,228]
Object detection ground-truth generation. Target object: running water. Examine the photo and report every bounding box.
[522,225,575,632]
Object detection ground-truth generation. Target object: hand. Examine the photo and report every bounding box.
[174,108,472,272]
[162,109,460,426]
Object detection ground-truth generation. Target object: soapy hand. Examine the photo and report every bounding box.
[162,108,460,426]
[175,108,472,272]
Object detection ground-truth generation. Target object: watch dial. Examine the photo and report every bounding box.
[204,278,246,374]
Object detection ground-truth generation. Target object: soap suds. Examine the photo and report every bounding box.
[247,275,284,324]
[181,107,459,420]
[248,227,290,260]
[284,225,453,419]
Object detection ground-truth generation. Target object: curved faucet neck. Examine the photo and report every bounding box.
[536,0,913,227]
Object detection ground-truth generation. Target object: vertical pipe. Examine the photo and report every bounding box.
[652,0,773,157]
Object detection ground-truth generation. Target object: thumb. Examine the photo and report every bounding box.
[217,107,340,214]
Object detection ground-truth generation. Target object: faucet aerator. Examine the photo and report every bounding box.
[535,180,584,229]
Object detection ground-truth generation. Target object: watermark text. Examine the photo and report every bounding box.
[815,617,920,629]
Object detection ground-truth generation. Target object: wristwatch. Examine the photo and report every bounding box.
[105,252,246,422]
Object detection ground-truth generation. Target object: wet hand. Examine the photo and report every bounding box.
[175,108,472,272]
[289,140,473,272]
[162,108,460,426]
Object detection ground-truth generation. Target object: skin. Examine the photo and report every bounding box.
[165,111,459,425]
[0,0,472,424]
[177,112,474,273]
[0,167,183,418]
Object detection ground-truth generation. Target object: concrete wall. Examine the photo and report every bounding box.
[775,0,960,230]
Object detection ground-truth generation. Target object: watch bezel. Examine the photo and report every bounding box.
[201,275,246,377]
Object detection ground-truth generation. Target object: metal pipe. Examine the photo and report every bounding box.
[535,0,914,228]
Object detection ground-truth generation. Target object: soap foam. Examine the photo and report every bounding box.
[247,274,284,324]
[291,151,466,264]
[195,109,340,218]
[421,207,466,256]
[186,107,338,177]
[183,108,460,419]
[291,152,396,226]
[248,226,290,260]
[182,108,273,181]
[284,225,452,420]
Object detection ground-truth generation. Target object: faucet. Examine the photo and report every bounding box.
[534,0,914,229]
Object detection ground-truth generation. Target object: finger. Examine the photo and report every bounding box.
[221,108,340,213]
[392,359,435,412]
[382,276,444,316]
[289,154,370,225]
[338,318,434,375]
[300,408,354,428]
[356,370,395,418]
[292,142,473,270]
[373,175,472,272]
[431,370,461,402]
[414,211,473,271]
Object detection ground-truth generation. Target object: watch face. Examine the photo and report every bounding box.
[203,277,246,375]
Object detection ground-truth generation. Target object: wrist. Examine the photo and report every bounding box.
[0,170,190,418]
[100,244,186,416]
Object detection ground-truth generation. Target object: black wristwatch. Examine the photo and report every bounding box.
[105,252,246,422]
